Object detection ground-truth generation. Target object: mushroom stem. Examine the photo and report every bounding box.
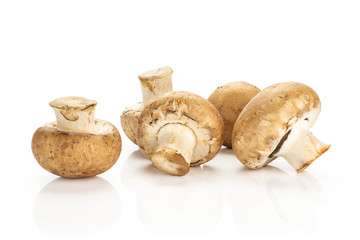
[275,127,330,173]
[151,124,196,176]
[50,97,97,133]
[139,66,173,107]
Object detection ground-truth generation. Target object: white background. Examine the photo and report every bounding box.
[0,0,359,239]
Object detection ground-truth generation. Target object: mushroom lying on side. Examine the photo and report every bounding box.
[208,82,260,148]
[121,66,173,144]
[137,91,224,176]
[232,82,330,173]
[32,96,122,178]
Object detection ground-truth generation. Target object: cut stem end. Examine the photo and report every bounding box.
[151,148,190,176]
[49,96,97,133]
[151,123,196,176]
[139,66,173,106]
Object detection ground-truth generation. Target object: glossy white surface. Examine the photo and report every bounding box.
[1,1,359,239]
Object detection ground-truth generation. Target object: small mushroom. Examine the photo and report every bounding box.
[32,96,122,178]
[121,66,173,144]
[232,82,330,173]
[208,81,260,148]
[137,91,224,176]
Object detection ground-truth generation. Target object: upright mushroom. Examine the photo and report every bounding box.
[232,82,330,172]
[208,81,260,148]
[32,96,122,178]
[137,91,224,176]
[121,66,173,144]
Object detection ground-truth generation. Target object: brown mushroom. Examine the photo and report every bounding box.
[121,66,173,144]
[232,82,330,173]
[32,96,122,178]
[208,82,260,148]
[137,91,224,176]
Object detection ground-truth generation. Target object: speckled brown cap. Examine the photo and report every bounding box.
[232,82,327,170]
[208,82,260,148]
[32,120,121,178]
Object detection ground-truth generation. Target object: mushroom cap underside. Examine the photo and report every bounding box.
[232,82,321,169]
[137,91,224,166]
[32,120,122,178]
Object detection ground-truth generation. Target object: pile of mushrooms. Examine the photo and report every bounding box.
[121,67,224,176]
[31,67,330,178]
[32,96,122,178]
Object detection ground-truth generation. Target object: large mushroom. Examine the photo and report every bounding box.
[208,81,260,148]
[121,66,173,144]
[232,82,330,173]
[32,96,122,178]
[137,91,224,176]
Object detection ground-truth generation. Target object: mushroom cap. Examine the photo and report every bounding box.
[137,91,224,167]
[32,120,122,178]
[138,66,173,81]
[208,82,260,148]
[232,82,321,169]
[120,103,142,145]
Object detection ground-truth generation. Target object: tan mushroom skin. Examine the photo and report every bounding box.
[121,103,141,145]
[137,91,224,176]
[121,66,173,144]
[232,82,330,172]
[32,97,122,178]
[208,81,260,148]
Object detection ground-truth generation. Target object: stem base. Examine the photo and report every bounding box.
[151,123,196,176]
[276,128,330,172]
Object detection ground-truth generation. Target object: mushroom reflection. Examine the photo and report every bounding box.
[33,177,121,235]
[121,150,222,234]
[230,165,326,234]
